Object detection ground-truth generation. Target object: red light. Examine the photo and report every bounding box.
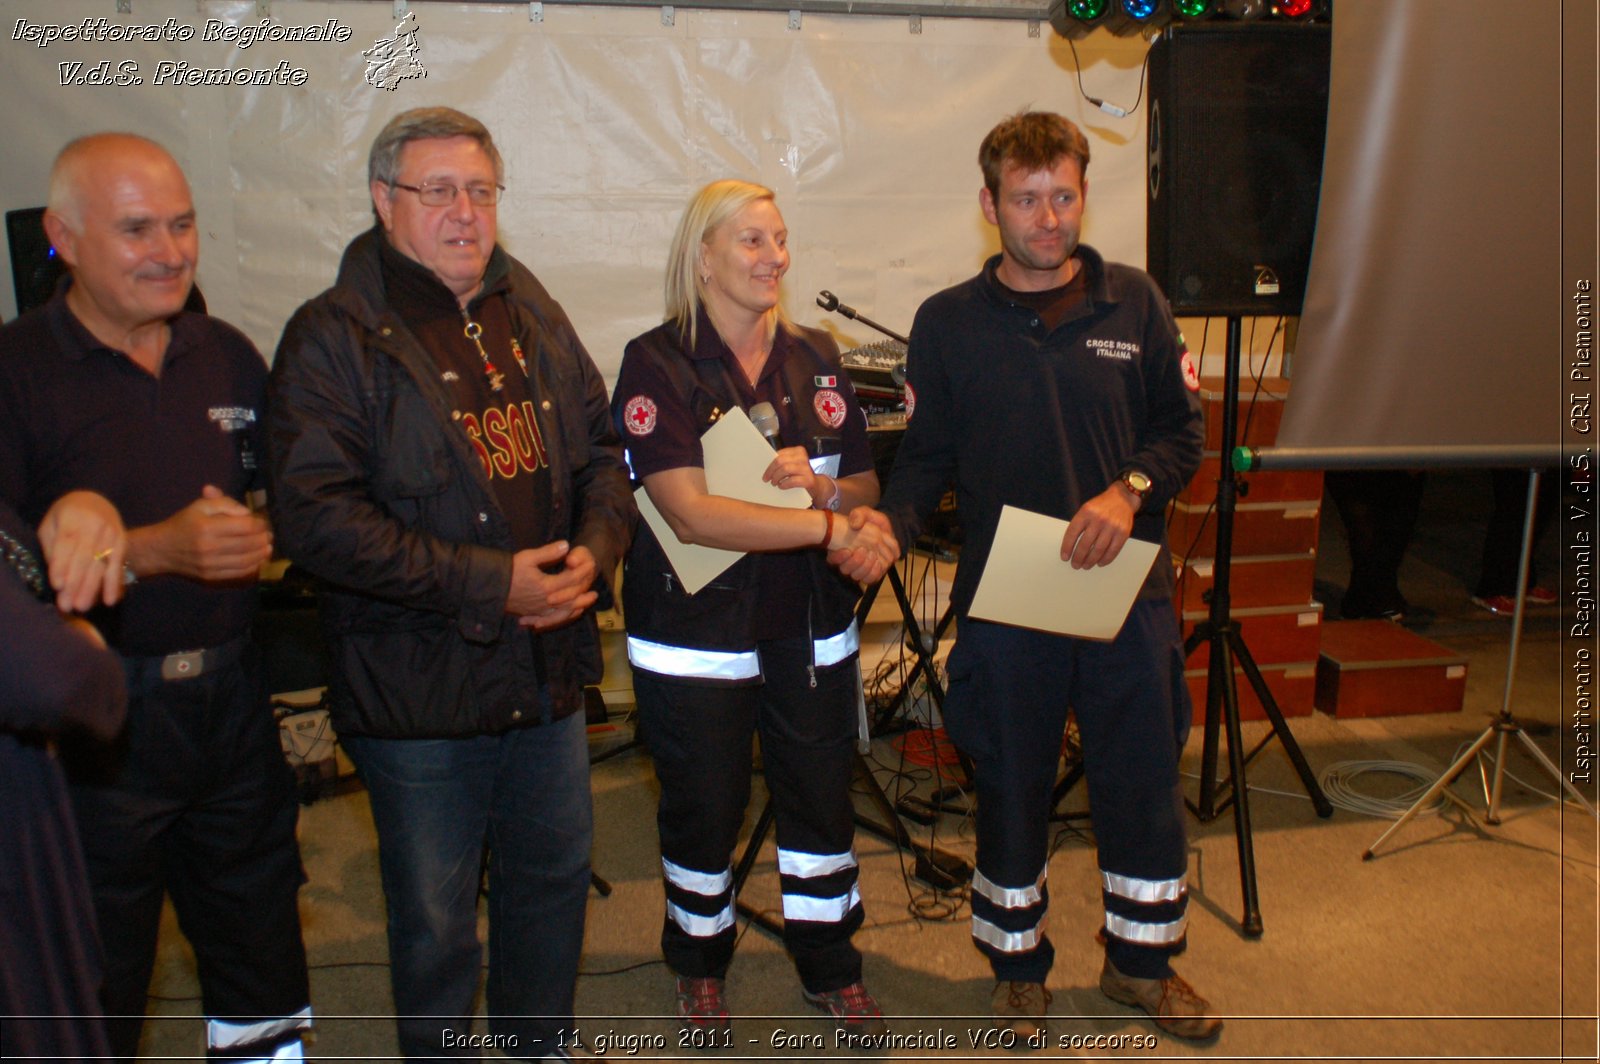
[1275,0,1315,16]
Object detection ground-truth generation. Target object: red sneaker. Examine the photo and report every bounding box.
[1471,594,1518,616]
[803,981,888,1037]
[675,975,730,1031]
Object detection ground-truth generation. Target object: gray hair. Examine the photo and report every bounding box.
[367,106,504,187]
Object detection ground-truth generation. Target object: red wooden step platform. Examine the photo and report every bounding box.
[1314,619,1468,717]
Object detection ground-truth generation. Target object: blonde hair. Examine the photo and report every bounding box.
[664,179,791,349]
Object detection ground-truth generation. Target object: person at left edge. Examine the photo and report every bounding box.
[1,492,127,1062]
[267,107,634,1062]
[0,133,312,1062]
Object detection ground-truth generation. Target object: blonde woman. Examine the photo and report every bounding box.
[611,180,896,1036]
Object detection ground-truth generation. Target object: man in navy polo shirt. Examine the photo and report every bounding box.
[879,111,1214,1044]
[0,134,311,1062]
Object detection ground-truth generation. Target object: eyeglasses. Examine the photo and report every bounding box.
[390,181,504,207]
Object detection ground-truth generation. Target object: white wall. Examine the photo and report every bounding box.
[0,0,1167,380]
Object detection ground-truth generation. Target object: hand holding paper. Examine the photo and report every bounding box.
[637,407,811,595]
[1060,482,1138,569]
[968,505,1157,640]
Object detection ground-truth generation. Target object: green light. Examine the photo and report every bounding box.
[1173,0,1213,16]
[1066,0,1110,19]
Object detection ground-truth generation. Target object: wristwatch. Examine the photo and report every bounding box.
[1120,470,1153,500]
[818,476,843,511]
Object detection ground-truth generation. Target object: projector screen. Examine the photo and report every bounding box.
[1276,1,1563,453]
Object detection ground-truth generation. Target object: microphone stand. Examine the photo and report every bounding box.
[817,290,909,346]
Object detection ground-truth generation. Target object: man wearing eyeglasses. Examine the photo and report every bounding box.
[267,107,634,1062]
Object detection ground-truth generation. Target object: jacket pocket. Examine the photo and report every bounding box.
[370,378,452,500]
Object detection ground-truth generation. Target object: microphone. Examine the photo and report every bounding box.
[749,402,781,449]
[815,290,910,346]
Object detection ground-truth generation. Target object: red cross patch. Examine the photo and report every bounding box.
[1180,349,1201,392]
[623,395,658,436]
[813,388,847,429]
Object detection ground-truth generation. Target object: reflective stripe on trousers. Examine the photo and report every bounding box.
[627,622,857,682]
[777,846,860,924]
[206,1007,313,1058]
[969,862,1048,954]
[662,857,736,938]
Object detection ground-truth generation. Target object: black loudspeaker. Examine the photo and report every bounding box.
[1146,23,1332,317]
[6,207,65,318]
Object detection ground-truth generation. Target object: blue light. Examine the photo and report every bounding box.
[1122,0,1160,18]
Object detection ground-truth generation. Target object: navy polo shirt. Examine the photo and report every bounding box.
[0,290,267,655]
[616,314,873,637]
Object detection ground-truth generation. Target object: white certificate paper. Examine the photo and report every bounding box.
[637,407,811,595]
[968,504,1159,640]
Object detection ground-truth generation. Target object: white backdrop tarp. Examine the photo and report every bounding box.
[0,0,1156,381]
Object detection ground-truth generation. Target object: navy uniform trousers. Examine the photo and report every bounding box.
[945,599,1192,983]
[65,642,310,1061]
[633,635,865,994]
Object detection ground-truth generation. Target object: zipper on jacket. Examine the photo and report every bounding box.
[806,612,818,689]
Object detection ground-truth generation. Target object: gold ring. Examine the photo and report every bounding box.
[93,547,114,563]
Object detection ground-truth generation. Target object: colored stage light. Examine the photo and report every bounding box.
[1103,0,1173,36]
[1064,0,1111,19]
[1049,0,1110,39]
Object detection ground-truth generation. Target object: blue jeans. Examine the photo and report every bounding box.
[343,710,592,1062]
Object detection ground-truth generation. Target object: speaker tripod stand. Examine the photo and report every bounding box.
[1364,468,1597,858]
[1184,317,1333,938]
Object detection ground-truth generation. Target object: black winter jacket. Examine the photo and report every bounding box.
[267,228,634,738]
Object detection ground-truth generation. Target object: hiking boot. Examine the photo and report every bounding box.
[1099,958,1221,1041]
[803,982,888,1037]
[676,975,731,1032]
[990,980,1052,1041]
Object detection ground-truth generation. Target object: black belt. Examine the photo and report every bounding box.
[122,634,249,682]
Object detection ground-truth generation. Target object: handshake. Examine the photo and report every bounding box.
[824,507,899,586]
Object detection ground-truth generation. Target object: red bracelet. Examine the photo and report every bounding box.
[819,511,835,549]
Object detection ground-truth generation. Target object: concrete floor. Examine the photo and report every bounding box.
[136,470,1599,1061]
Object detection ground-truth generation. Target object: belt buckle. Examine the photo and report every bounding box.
[161,650,205,681]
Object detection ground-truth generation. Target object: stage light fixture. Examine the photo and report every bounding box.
[1219,0,1267,18]
[1272,0,1318,18]
[1048,0,1111,39]
[1172,0,1215,18]
[1103,0,1173,37]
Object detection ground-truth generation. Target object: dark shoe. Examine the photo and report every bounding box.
[1099,958,1221,1041]
[990,980,1052,1041]
[676,975,731,1031]
[803,982,888,1037]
